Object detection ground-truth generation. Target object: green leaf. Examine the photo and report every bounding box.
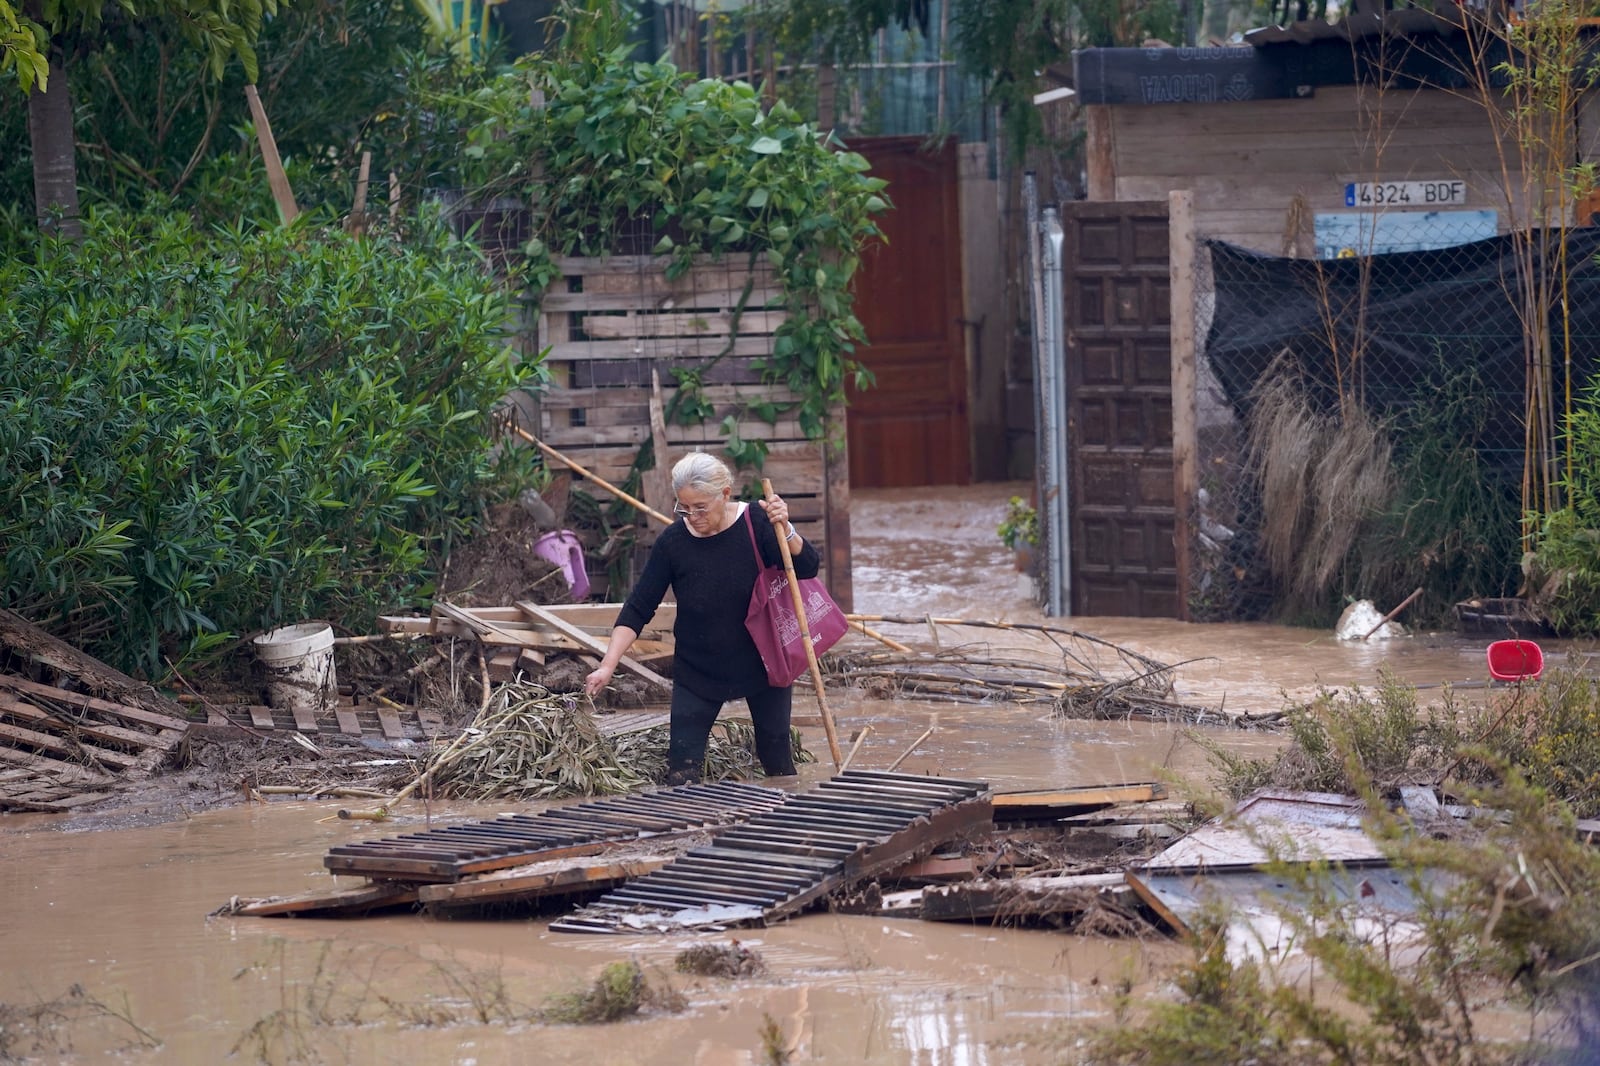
[750,136,782,155]
[747,187,769,209]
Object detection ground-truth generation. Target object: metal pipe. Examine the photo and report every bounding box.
[1022,173,1053,614]
[1041,207,1070,617]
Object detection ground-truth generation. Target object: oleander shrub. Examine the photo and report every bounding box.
[0,206,535,676]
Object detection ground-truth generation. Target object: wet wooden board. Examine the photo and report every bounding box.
[516,602,671,692]
[551,771,993,933]
[418,856,672,909]
[993,782,1168,822]
[235,881,420,917]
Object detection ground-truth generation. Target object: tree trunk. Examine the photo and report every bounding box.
[27,53,81,240]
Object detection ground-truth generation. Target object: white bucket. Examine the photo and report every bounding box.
[253,622,337,717]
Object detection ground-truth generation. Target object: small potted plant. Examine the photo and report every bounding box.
[997,496,1039,573]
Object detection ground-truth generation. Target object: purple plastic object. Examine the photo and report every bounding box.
[533,530,590,601]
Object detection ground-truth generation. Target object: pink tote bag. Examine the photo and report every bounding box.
[742,510,849,687]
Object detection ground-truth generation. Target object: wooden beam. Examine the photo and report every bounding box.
[243,84,299,224]
[1084,106,1116,201]
[418,856,670,907]
[0,674,190,733]
[238,881,418,917]
[1168,188,1198,623]
[994,781,1168,818]
[515,601,671,693]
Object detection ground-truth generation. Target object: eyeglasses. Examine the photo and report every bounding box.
[673,501,717,518]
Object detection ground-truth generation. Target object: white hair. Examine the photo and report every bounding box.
[671,451,733,495]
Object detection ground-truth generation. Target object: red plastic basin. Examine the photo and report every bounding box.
[1487,639,1544,682]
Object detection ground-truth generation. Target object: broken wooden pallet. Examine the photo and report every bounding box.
[0,673,190,812]
[550,770,993,934]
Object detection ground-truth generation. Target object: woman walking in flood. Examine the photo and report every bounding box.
[584,451,818,784]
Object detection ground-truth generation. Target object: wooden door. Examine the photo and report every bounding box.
[1062,202,1179,617]
[846,137,971,488]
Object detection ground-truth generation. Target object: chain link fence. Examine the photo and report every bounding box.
[1186,218,1600,626]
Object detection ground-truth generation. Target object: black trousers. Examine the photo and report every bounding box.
[666,683,796,784]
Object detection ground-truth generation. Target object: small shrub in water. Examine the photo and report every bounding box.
[539,961,684,1025]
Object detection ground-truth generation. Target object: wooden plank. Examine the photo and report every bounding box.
[335,708,363,735]
[542,287,783,312]
[550,253,776,279]
[1085,106,1115,201]
[535,414,809,449]
[376,708,404,740]
[543,335,775,363]
[289,701,319,733]
[0,718,141,769]
[515,602,670,693]
[576,309,786,340]
[418,856,671,907]
[249,705,276,730]
[993,782,1168,819]
[0,745,116,785]
[0,674,191,733]
[238,881,419,917]
[0,695,171,752]
[0,609,189,721]
[0,789,119,812]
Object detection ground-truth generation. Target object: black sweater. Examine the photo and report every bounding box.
[616,505,821,701]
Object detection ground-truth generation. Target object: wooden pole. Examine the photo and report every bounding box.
[243,85,299,224]
[886,726,935,772]
[840,725,873,772]
[1361,586,1424,641]
[1169,189,1198,622]
[511,425,673,526]
[349,150,372,234]
[762,477,843,768]
[847,618,912,653]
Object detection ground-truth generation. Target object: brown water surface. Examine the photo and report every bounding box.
[3,481,1582,1063]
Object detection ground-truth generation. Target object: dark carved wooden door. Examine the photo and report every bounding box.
[846,137,970,488]
[1062,201,1179,617]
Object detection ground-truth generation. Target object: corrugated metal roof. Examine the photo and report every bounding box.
[1243,2,1470,47]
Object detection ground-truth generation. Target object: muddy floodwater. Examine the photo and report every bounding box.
[3,482,1585,1064]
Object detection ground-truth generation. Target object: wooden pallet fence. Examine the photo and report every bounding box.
[531,254,853,609]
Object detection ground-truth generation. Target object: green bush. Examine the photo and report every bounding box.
[0,207,534,676]
[400,7,889,443]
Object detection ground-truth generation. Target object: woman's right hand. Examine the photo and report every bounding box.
[584,663,615,697]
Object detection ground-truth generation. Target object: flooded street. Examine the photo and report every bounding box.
[2,481,1584,1064]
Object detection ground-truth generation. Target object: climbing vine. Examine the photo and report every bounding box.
[441,10,890,442]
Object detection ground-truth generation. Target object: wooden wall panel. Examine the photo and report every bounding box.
[531,255,850,605]
[1106,87,1527,254]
